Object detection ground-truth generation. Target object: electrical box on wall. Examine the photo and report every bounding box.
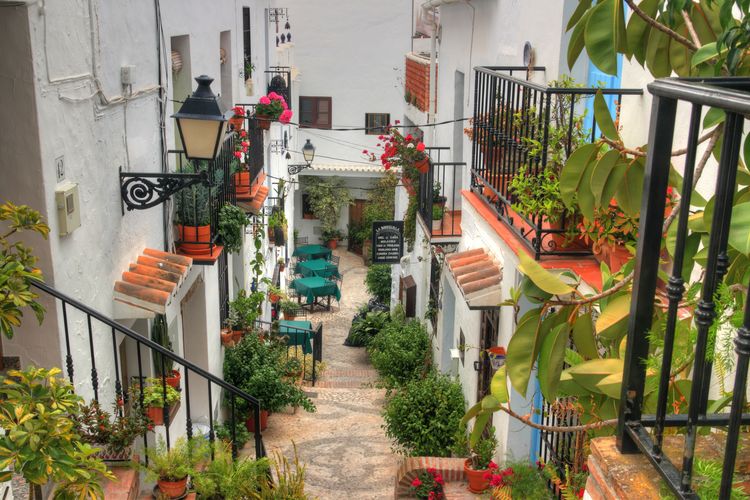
[55,182,81,236]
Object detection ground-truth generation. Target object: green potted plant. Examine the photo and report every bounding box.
[74,400,148,464]
[227,289,265,340]
[268,208,288,246]
[215,420,253,450]
[463,427,498,494]
[218,203,249,254]
[489,461,552,499]
[321,227,345,249]
[280,298,300,320]
[140,378,181,426]
[174,161,215,256]
[142,437,208,499]
[431,205,444,232]
[278,256,286,272]
[303,177,353,248]
[433,180,447,208]
[223,335,315,433]
[255,92,292,129]
[268,284,285,304]
[151,314,181,389]
[0,367,114,499]
[191,441,270,499]
[244,57,255,95]
[409,468,446,500]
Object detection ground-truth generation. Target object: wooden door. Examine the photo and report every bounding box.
[348,199,367,254]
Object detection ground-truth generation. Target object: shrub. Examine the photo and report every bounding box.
[346,310,390,347]
[215,419,252,449]
[368,318,431,388]
[365,264,392,305]
[382,372,465,457]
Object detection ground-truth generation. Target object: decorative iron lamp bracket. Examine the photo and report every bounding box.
[119,166,210,212]
[287,163,311,176]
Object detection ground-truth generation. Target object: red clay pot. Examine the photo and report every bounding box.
[232,330,244,343]
[284,311,296,321]
[414,157,430,174]
[176,224,212,256]
[220,328,234,347]
[245,410,269,432]
[255,114,271,130]
[165,370,180,389]
[146,406,164,426]
[464,459,490,494]
[327,239,338,250]
[233,171,251,196]
[229,116,245,132]
[157,477,188,498]
[269,292,281,304]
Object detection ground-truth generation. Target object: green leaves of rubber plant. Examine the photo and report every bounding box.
[560,143,601,210]
[590,150,622,207]
[615,158,645,217]
[572,312,600,360]
[626,0,661,64]
[568,8,594,70]
[728,202,750,256]
[506,309,543,397]
[584,0,628,75]
[517,252,575,296]
[538,322,571,401]
[564,358,624,394]
[596,294,631,335]
[593,91,619,141]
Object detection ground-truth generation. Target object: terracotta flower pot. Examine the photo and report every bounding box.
[245,410,269,432]
[269,292,281,304]
[176,224,212,256]
[157,477,188,499]
[232,330,244,343]
[464,459,490,493]
[220,328,234,347]
[233,171,251,196]
[283,311,296,321]
[279,263,285,272]
[327,239,338,250]
[146,406,164,426]
[228,116,245,132]
[255,114,271,130]
[414,157,430,174]
[165,370,180,389]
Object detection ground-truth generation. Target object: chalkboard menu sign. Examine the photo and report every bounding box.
[372,221,404,264]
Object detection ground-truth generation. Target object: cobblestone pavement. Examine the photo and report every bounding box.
[259,249,398,499]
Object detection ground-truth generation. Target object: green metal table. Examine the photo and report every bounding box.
[292,244,332,261]
[279,320,313,354]
[295,259,340,279]
[290,276,341,310]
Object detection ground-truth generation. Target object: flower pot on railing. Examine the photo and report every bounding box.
[228,116,245,132]
[486,346,506,370]
[232,329,244,343]
[165,369,181,389]
[176,224,212,256]
[245,410,269,432]
[233,171,251,196]
[255,113,272,130]
[146,406,165,426]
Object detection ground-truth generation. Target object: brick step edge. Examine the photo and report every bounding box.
[104,467,139,500]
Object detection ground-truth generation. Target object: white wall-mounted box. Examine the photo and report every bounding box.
[55,182,81,236]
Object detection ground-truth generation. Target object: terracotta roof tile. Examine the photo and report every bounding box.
[114,248,193,315]
[446,248,503,309]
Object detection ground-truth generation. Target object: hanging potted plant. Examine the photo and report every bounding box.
[268,285,284,304]
[244,57,255,95]
[375,125,429,174]
[74,400,148,464]
[218,203,249,254]
[141,437,208,499]
[220,326,234,347]
[255,92,293,130]
[229,105,246,132]
[174,162,214,256]
[232,130,252,196]
[463,428,498,493]
[141,379,181,426]
[151,314,181,389]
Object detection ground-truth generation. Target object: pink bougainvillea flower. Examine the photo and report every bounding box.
[281,100,289,110]
[362,149,368,154]
[416,142,426,152]
[241,141,249,148]
[395,119,401,124]
[232,106,245,116]
[434,474,444,485]
[384,162,392,170]
[279,109,293,124]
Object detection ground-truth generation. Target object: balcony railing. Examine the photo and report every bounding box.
[232,104,266,197]
[30,279,265,461]
[172,132,236,262]
[619,77,750,498]
[266,66,292,110]
[417,147,463,239]
[255,319,323,386]
[469,66,642,259]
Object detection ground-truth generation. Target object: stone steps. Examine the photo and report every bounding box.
[315,368,379,388]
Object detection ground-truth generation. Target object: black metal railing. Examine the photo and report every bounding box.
[619,77,750,498]
[470,66,642,259]
[172,132,236,261]
[266,66,292,109]
[418,147,463,239]
[229,104,265,198]
[30,279,265,460]
[254,319,323,386]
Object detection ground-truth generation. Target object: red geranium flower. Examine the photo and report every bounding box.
[411,478,422,487]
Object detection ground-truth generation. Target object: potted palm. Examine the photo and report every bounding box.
[142,437,208,499]
[141,379,181,426]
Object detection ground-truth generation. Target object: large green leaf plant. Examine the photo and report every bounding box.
[465,0,750,438]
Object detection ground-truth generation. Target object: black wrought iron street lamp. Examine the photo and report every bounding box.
[287,139,316,175]
[120,75,227,211]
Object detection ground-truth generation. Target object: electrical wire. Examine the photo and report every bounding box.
[264,170,406,191]
[284,115,470,131]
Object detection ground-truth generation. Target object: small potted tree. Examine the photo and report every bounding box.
[321,228,345,250]
[142,437,208,499]
[463,427,498,493]
[141,379,181,426]
[74,400,148,464]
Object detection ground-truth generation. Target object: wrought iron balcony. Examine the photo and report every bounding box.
[266,66,292,110]
[417,147,463,239]
[469,66,642,259]
[619,77,750,499]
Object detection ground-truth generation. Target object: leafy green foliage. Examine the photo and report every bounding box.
[0,367,113,497]
[302,177,352,235]
[252,443,311,499]
[227,289,265,330]
[215,419,253,449]
[191,441,271,499]
[151,314,174,377]
[73,400,148,455]
[351,171,398,246]
[140,378,181,408]
[223,334,315,414]
[382,371,465,456]
[365,264,392,304]
[219,204,250,253]
[368,318,431,388]
[141,436,209,482]
[0,201,49,339]
[404,191,419,251]
[346,310,390,347]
